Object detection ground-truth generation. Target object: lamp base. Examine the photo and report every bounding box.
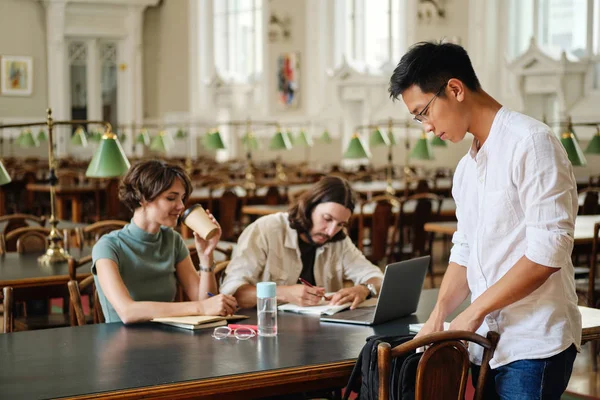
[385,183,395,196]
[38,247,71,264]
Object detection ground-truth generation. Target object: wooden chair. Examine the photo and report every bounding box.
[74,220,127,250]
[219,187,241,241]
[357,194,402,266]
[68,255,100,326]
[68,277,104,326]
[377,330,500,400]
[0,213,46,234]
[0,214,46,252]
[575,223,600,307]
[579,187,600,216]
[397,193,443,286]
[2,287,14,333]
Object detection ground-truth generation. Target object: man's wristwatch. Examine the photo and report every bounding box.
[199,262,216,273]
[361,283,377,299]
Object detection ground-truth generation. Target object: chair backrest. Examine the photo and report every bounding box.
[377,330,500,400]
[2,286,14,333]
[68,276,105,326]
[76,220,127,250]
[579,187,600,216]
[0,213,46,234]
[586,222,600,307]
[264,186,282,205]
[2,226,52,254]
[219,188,240,241]
[399,193,443,257]
[357,194,402,265]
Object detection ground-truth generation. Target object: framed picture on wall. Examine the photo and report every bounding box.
[1,55,33,96]
[277,52,299,109]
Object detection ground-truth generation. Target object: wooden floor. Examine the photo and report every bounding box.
[428,238,600,399]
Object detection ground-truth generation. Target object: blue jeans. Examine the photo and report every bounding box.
[471,344,577,400]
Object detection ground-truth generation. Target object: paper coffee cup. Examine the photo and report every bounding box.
[181,204,219,240]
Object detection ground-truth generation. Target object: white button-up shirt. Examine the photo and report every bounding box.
[449,107,582,369]
[220,212,383,296]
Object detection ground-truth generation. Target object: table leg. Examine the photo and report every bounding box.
[71,197,82,223]
[55,195,65,220]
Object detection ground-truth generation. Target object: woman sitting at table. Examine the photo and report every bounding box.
[92,160,238,324]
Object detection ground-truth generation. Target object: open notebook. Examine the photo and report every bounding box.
[152,315,248,330]
[277,294,378,316]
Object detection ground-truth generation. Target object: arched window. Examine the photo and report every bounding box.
[509,0,600,89]
[336,0,402,73]
[213,0,263,82]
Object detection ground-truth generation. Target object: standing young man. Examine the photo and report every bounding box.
[389,42,581,399]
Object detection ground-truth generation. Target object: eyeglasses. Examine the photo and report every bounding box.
[413,82,448,124]
[212,326,256,340]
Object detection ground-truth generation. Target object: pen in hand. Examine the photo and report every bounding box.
[298,278,330,300]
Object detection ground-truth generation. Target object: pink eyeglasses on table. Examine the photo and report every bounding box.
[212,324,257,340]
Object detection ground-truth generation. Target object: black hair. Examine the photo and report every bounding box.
[388,41,481,100]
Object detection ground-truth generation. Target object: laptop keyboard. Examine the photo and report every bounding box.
[339,308,375,320]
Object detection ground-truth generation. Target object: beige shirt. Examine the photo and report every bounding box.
[220,212,383,295]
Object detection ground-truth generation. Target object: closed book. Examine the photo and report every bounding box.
[151,314,249,330]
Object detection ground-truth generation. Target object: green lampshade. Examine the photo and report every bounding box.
[242,132,259,150]
[343,133,371,159]
[296,130,313,147]
[585,130,600,154]
[37,129,47,142]
[320,130,332,144]
[136,129,150,146]
[175,128,187,139]
[0,160,11,185]
[150,130,175,153]
[86,132,131,178]
[204,130,226,150]
[71,127,88,147]
[369,128,390,147]
[430,134,447,147]
[18,130,39,148]
[410,133,435,160]
[88,130,102,142]
[269,131,293,150]
[285,130,295,146]
[561,132,587,166]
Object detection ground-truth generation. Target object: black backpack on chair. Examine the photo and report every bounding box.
[343,334,422,400]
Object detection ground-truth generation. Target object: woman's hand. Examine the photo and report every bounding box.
[194,209,222,260]
[198,294,238,316]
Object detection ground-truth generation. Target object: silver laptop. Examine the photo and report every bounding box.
[320,256,430,326]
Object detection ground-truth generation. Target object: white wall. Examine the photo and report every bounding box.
[0,0,48,118]
[143,0,189,119]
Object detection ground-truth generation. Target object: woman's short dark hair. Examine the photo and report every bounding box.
[288,176,356,242]
[388,41,481,100]
[119,160,192,211]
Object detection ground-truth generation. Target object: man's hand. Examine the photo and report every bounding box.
[282,284,326,306]
[448,306,485,333]
[329,285,370,309]
[414,316,446,339]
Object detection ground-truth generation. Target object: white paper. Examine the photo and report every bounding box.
[408,322,451,333]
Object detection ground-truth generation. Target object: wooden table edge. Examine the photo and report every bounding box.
[59,360,355,399]
[0,273,91,289]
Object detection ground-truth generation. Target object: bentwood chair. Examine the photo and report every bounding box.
[74,220,128,251]
[377,330,500,400]
[68,277,104,326]
[2,287,14,333]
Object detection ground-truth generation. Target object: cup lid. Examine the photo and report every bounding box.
[181,204,201,222]
[256,282,276,298]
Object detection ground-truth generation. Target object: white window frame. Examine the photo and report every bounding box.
[213,0,263,83]
[509,0,600,92]
[334,0,404,74]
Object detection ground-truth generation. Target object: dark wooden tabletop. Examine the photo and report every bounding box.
[0,290,443,399]
[1,289,597,399]
[0,247,91,288]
